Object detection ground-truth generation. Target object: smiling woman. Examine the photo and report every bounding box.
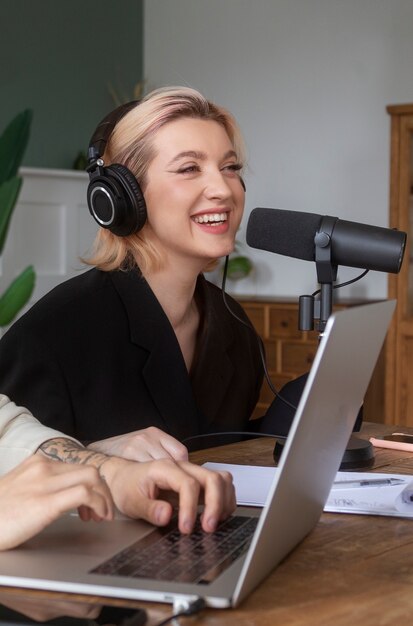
[140,117,245,271]
[0,86,264,466]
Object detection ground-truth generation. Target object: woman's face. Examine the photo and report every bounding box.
[142,117,245,270]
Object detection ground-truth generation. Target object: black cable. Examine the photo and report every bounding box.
[153,597,206,626]
[221,255,297,411]
[182,430,286,445]
[221,258,370,412]
[311,269,369,297]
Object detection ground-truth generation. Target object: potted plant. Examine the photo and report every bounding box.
[226,244,254,281]
[0,110,35,327]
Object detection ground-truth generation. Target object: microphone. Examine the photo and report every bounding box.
[246,208,406,274]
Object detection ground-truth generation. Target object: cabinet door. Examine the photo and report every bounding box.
[240,301,319,420]
[386,109,413,425]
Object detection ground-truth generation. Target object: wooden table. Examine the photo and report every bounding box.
[3,422,413,625]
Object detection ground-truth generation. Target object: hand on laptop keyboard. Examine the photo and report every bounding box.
[100,457,236,533]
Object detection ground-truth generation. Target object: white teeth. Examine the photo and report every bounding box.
[193,213,227,224]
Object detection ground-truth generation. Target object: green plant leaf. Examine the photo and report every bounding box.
[0,176,22,254]
[0,109,32,185]
[227,255,253,280]
[0,265,35,327]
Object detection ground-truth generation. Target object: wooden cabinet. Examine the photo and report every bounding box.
[238,298,386,423]
[385,104,413,425]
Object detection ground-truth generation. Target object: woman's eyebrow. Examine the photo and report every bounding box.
[167,149,237,167]
[167,151,206,166]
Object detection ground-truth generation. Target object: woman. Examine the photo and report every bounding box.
[0,86,263,460]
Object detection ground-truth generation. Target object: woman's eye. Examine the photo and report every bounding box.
[223,163,243,173]
[177,165,200,174]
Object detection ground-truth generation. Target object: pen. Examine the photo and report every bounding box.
[332,477,406,490]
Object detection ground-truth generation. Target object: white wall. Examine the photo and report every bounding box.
[144,0,413,300]
[1,168,97,326]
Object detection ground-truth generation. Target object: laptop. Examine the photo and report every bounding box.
[0,300,395,610]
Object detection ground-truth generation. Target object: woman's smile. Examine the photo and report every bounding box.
[192,212,228,225]
[191,210,230,235]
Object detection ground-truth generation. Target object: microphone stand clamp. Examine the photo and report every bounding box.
[299,215,338,333]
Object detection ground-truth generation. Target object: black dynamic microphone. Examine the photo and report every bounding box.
[246,208,406,274]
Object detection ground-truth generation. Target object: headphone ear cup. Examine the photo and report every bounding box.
[87,163,147,237]
[109,163,147,234]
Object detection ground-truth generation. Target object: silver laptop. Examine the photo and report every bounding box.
[0,300,395,609]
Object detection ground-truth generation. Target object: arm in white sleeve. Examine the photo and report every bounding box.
[0,394,81,475]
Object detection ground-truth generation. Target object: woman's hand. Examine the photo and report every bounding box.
[101,457,236,534]
[0,456,113,550]
[88,426,188,462]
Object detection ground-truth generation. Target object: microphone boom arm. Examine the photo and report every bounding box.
[299,215,339,334]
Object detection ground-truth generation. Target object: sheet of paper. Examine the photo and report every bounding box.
[203,462,413,518]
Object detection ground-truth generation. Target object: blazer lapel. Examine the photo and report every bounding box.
[110,270,201,439]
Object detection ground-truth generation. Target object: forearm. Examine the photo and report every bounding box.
[38,438,113,471]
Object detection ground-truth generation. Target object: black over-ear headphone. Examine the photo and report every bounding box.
[86,101,148,237]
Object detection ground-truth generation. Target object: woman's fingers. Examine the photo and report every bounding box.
[125,459,236,534]
[0,457,114,549]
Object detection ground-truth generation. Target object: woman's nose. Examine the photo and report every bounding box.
[203,170,232,200]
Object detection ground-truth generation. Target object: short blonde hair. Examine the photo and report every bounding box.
[84,86,246,273]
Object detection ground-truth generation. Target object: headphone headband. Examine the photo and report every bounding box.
[88,100,140,162]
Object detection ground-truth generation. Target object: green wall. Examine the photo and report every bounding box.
[0,0,143,169]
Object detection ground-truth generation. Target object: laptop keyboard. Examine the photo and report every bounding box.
[91,514,258,585]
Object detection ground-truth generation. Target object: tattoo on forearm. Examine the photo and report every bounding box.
[39,438,110,470]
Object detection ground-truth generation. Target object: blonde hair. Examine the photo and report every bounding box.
[84,86,246,273]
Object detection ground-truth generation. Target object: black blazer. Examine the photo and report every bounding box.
[0,269,263,443]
